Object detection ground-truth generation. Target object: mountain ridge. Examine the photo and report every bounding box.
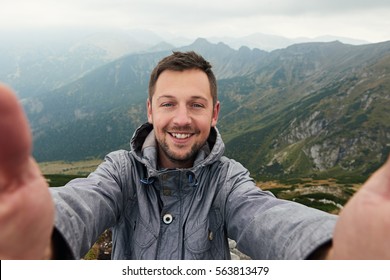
[20,38,390,181]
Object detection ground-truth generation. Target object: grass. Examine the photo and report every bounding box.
[44,174,86,187]
[259,177,361,214]
[40,158,101,187]
[292,197,340,213]
[39,159,102,176]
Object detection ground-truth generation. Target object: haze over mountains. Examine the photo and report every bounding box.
[0,29,369,98]
[1,30,389,181]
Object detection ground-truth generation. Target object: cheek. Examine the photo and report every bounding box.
[148,109,161,125]
[198,118,213,132]
[150,115,167,131]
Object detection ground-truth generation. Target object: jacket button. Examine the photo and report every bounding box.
[163,213,173,224]
[208,230,214,241]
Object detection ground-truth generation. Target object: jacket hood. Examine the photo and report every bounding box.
[130,122,225,175]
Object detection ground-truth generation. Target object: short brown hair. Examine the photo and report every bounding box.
[148,51,217,105]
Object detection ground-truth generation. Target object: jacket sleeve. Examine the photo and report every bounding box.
[224,159,337,259]
[50,150,129,259]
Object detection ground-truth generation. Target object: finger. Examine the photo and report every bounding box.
[0,83,32,186]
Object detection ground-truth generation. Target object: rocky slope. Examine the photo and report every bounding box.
[21,39,390,180]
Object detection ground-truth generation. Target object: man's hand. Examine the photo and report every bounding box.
[331,156,390,259]
[0,84,54,259]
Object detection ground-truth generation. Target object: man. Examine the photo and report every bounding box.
[0,51,389,259]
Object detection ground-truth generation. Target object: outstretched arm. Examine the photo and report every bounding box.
[0,84,54,259]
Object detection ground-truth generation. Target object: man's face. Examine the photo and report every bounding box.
[147,69,220,169]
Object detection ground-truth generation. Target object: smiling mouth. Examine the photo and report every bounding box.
[170,132,192,139]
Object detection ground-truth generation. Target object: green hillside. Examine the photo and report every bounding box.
[23,39,390,181]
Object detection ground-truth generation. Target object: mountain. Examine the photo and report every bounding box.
[23,38,268,161]
[0,28,371,99]
[208,32,370,51]
[0,28,372,98]
[24,51,169,161]
[0,29,168,99]
[22,39,390,181]
[219,41,390,181]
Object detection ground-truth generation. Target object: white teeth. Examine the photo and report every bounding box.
[172,133,191,139]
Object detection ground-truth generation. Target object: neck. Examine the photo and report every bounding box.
[157,157,194,169]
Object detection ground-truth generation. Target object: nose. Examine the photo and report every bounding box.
[173,105,191,126]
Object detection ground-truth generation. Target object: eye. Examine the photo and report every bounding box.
[161,102,174,107]
[192,103,205,108]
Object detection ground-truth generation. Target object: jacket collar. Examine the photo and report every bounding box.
[130,123,225,174]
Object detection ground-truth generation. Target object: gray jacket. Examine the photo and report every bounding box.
[51,123,337,259]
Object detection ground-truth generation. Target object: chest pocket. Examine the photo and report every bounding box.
[184,208,224,259]
[132,215,158,259]
[119,199,159,259]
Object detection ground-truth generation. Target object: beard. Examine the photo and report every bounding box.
[155,124,208,167]
[156,136,205,167]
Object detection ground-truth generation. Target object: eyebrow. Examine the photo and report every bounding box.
[157,95,209,102]
[156,95,175,101]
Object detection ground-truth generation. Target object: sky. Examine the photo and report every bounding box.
[1,0,390,43]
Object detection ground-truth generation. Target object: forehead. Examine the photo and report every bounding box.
[154,69,211,100]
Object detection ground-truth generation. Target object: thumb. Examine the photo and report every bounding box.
[0,83,32,185]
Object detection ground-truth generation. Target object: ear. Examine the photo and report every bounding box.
[211,101,220,127]
[147,98,153,124]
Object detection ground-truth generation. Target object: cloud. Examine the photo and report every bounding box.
[1,0,389,42]
[105,0,390,17]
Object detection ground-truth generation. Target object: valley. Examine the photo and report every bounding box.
[22,39,389,183]
[40,158,361,214]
